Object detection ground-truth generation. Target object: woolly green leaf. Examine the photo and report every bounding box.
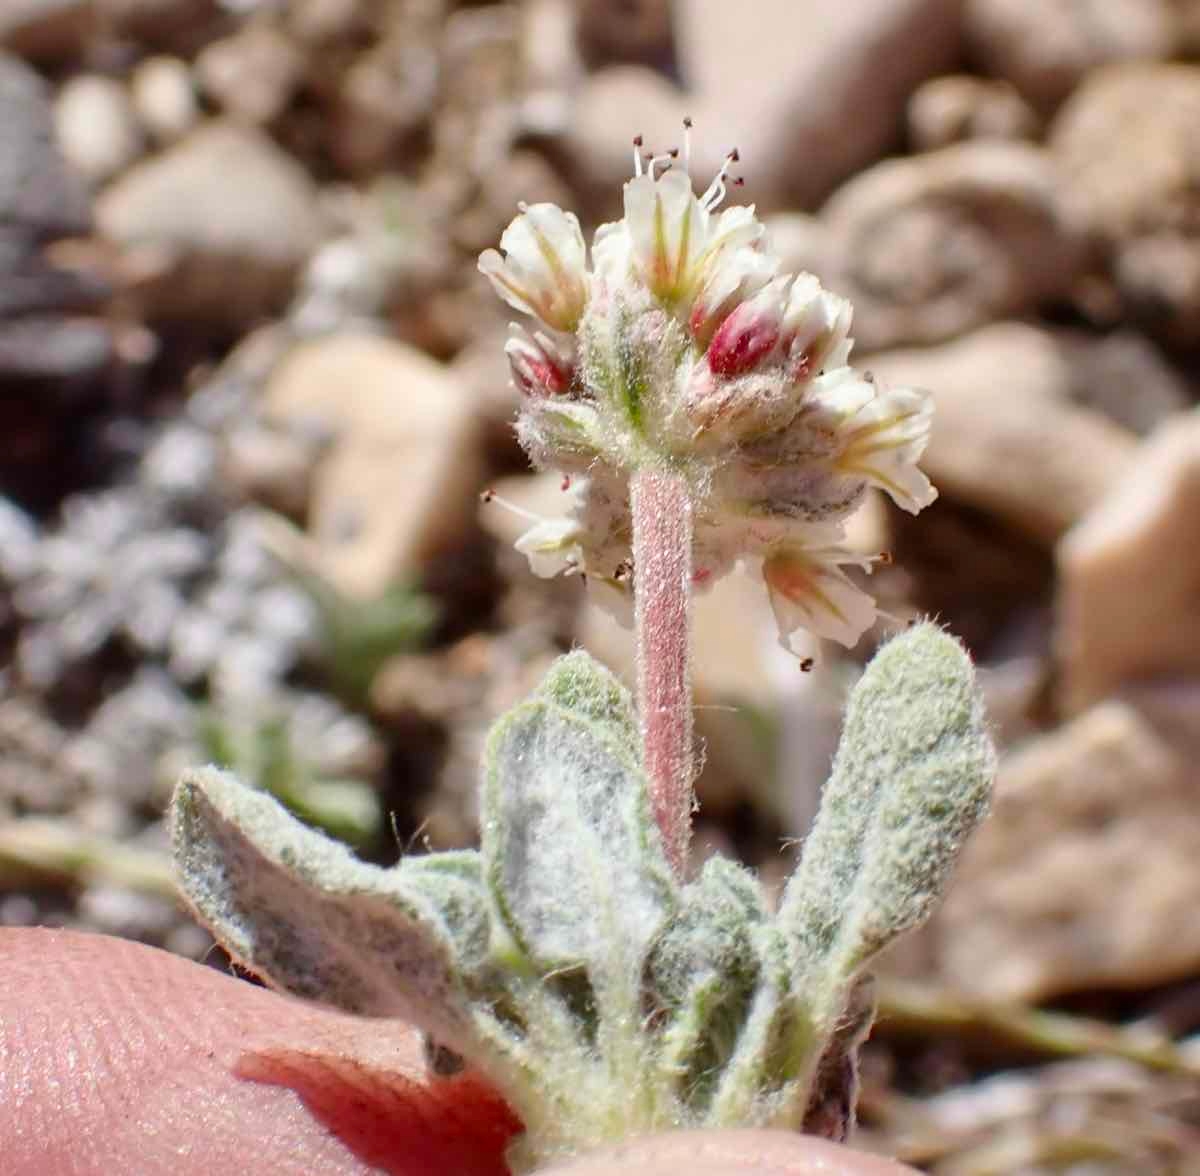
[780,623,995,988]
[643,855,767,1113]
[172,766,489,1053]
[481,654,676,997]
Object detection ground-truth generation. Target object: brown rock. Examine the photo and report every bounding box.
[1053,329,1188,435]
[576,0,674,69]
[97,0,219,48]
[871,323,1137,545]
[330,39,438,175]
[568,0,962,213]
[263,334,483,599]
[906,75,1039,152]
[965,0,1177,111]
[0,0,93,61]
[918,686,1200,1000]
[821,141,1086,351]
[195,19,305,126]
[95,120,324,324]
[1058,410,1200,709]
[1052,64,1200,346]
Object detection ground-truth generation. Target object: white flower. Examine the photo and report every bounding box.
[478,203,588,332]
[479,125,939,653]
[762,532,879,651]
[781,274,853,381]
[818,372,938,515]
[622,168,765,311]
[514,517,584,578]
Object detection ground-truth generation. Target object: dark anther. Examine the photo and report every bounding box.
[480,489,495,503]
[729,147,740,163]
[799,657,815,673]
[683,115,694,128]
[633,134,644,147]
[561,474,572,491]
[668,147,679,158]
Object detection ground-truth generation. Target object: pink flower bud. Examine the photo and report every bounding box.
[704,277,790,378]
[505,324,574,398]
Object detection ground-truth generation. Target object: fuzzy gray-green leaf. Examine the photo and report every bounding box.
[172,766,488,1051]
[481,655,675,995]
[780,623,995,986]
[534,649,640,763]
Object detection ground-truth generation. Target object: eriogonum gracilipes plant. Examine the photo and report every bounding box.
[171,129,995,1172]
[478,129,936,871]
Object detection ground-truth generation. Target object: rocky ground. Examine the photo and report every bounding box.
[4,1,1200,1172]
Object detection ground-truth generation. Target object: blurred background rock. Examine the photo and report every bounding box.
[3,1,1200,1171]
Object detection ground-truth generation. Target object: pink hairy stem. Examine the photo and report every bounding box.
[630,468,694,877]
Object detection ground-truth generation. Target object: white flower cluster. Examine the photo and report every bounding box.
[479,132,936,651]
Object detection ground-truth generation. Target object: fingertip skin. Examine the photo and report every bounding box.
[0,928,520,1175]
[542,1130,920,1176]
[0,930,916,1176]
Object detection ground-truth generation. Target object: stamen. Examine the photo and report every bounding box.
[479,489,543,523]
[648,152,676,179]
[699,149,741,210]
[682,116,693,171]
[632,134,644,177]
[561,474,572,491]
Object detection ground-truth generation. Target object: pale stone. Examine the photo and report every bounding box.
[518,0,581,136]
[871,323,1137,545]
[965,0,1177,111]
[129,56,198,143]
[1058,410,1200,709]
[263,334,482,600]
[907,75,1038,152]
[95,120,324,323]
[54,74,143,184]
[917,686,1200,1001]
[821,142,1086,351]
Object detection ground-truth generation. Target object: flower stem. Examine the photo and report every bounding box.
[631,468,693,877]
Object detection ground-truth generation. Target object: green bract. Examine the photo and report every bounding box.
[172,625,994,1170]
